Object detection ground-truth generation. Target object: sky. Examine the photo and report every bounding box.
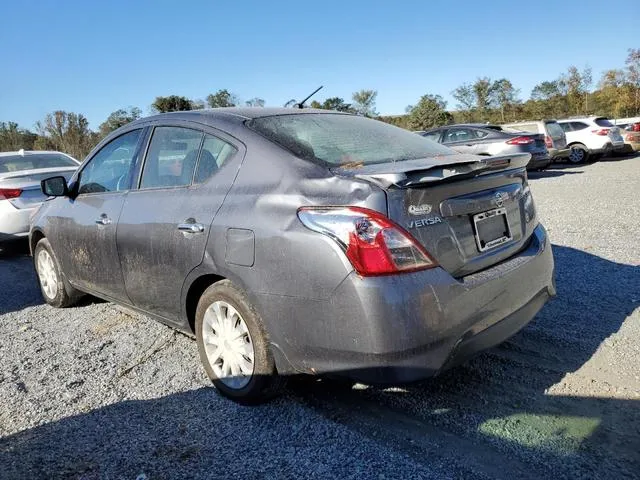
[1,0,638,130]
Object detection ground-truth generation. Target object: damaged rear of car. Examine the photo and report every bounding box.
[246,112,555,385]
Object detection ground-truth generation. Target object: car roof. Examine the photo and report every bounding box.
[0,150,77,159]
[129,107,349,126]
[450,123,499,128]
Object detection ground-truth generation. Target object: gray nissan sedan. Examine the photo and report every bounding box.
[30,108,555,403]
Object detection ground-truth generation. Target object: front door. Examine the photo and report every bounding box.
[53,128,145,300]
[117,125,242,321]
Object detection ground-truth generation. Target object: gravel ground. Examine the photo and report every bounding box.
[0,155,639,479]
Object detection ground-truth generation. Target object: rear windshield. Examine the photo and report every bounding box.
[248,113,456,166]
[545,121,565,138]
[0,153,77,173]
[594,117,615,127]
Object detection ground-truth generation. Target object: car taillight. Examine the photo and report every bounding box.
[626,132,640,141]
[591,128,609,136]
[297,206,437,276]
[544,135,553,148]
[506,136,535,145]
[0,188,22,200]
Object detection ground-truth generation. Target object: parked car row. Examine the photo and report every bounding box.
[417,115,632,167]
[417,121,564,170]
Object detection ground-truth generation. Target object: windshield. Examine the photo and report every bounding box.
[248,113,456,167]
[0,153,77,173]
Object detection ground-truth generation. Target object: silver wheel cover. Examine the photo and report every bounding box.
[202,300,255,389]
[36,249,58,300]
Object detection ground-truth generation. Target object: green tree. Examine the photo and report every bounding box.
[0,122,37,151]
[206,89,238,108]
[562,66,584,115]
[582,65,593,113]
[98,107,142,138]
[451,83,476,121]
[309,97,354,112]
[596,69,632,118]
[152,95,193,113]
[625,48,640,114]
[35,111,96,160]
[406,94,453,130]
[473,77,497,121]
[352,89,378,116]
[529,80,567,119]
[245,97,265,107]
[493,79,520,122]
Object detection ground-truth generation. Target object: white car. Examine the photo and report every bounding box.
[0,150,79,243]
[557,117,625,163]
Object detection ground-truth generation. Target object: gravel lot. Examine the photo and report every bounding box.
[1,156,639,479]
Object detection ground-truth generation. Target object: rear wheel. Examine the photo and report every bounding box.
[195,280,283,404]
[568,144,589,164]
[34,238,82,307]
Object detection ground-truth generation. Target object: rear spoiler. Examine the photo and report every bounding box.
[331,153,531,188]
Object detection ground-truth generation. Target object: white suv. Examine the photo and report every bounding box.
[557,117,625,163]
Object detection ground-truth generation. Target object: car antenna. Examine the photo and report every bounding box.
[295,86,323,109]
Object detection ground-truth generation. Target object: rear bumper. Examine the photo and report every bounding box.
[0,200,37,241]
[527,154,552,170]
[549,148,570,160]
[259,224,555,384]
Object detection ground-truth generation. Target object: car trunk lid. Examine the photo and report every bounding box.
[333,153,538,277]
[0,167,76,209]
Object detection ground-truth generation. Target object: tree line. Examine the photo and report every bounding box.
[383,48,639,131]
[1,48,637,160]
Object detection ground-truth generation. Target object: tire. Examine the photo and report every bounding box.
[33,238,82,308]
[195,280,283,404]
[567,144,589,164]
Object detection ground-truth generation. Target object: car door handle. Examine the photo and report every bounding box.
[95,215,112,225]
[178,222,205,234]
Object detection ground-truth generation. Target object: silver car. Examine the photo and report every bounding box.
[31,109,555,403]
[419,124,551,170]
[0,150,79,243]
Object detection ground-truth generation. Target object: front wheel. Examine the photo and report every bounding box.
[195,280,283,404]
[34,238,82,307]
[568,144,589,164]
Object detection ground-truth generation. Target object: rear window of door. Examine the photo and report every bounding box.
[193,134,237,185]
[140,127,204,189]
[570,122,588,131]
[77,129,142,195]
[545,121,565,139]
[443,128,476,144]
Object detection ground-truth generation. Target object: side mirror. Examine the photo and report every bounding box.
[41,176,69,197]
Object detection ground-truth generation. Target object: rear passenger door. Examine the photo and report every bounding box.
[116,123,243,322]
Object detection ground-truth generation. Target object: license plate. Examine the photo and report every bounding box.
[473,208,512,252]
